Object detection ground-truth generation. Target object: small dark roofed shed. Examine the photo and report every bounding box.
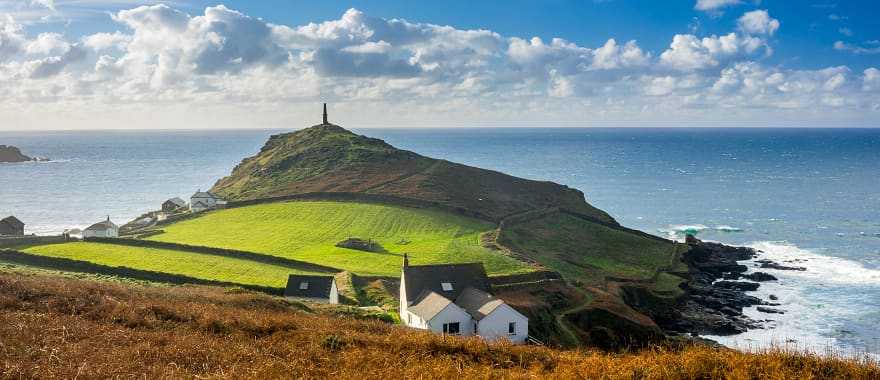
[284,275,336,300]
[0,216,24,236]
[402,263,490,306]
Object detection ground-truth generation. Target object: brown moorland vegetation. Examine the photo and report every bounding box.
[0,273,877,379]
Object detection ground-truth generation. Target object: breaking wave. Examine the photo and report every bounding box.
[706,241,880,359]
[657,224,744,239]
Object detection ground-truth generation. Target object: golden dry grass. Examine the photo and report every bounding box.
[0,273,877,379]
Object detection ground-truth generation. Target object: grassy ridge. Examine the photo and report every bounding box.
[148,201,532,276]
[2,273,877,379]
[499,213,682,286]
[21,242,318,288]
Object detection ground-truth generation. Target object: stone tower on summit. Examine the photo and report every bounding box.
[322,103,328,125]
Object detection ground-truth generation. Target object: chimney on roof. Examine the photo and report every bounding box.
[322,103,328,124]
[403,253,409,268]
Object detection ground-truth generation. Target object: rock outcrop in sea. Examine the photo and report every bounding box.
[0,145,47,163]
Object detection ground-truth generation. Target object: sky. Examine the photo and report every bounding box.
[0,0,878,130]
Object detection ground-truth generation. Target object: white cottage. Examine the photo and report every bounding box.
[399,257,528,344]
[190,190,226,213]
[83,217,118,238]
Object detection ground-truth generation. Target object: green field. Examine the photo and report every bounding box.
[498,212,679,285]
[148,201,532,276]
[20,242,317,288]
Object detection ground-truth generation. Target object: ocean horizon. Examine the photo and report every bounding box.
[2,127,879,357]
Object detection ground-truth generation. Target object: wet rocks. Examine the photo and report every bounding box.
[756,260,806,271]
[651,237,765,336]
[714,281,761,291]
[756,306,784,314]
[743,272,778,282]
[0,145,32,163]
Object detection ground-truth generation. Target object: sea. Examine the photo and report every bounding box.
[1,127,879,357]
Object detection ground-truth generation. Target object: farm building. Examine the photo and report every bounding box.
[0,216,24,236]
[190,191,226,213]
[284,275,339,304]
[83,217,118,238]
[398,256,528,344]
[162,197,187,212]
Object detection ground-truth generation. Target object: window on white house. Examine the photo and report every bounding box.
[443,322,460,335]
[407,314,412,324]
[508,322,516,335]
[441,282,453,291]
[299,282,309,290]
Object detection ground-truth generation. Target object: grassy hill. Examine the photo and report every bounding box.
[20,242,318,288]
[210,124,615,223]
[2,273,877,379]
[145,201,532,277]
[497,212,687,290]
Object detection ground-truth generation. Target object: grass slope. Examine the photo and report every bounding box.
[21,242,318,288]
[211,124,615,223]
[2,273,877,379]
[499,213,682,287]
[149,201,532,276]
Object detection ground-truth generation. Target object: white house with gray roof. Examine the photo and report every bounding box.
[398,255,528,344]
[82,217,118,238]
[190,190,226,213]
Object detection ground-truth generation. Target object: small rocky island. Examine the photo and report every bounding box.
[0,145,46,163]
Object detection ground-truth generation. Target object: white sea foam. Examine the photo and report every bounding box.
[706,241,880,358]
[715,225,744,233]
[657,223,744,238]
[749,241,880,284]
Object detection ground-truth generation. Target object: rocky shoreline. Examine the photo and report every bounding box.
[657,236,800,337]
[0,145,48,163]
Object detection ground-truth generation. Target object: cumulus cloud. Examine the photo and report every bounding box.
[737,10,780,36]
[695,0,742,12]
[863,68,880,92]
[0,5,876,128]
[660,33,768,71]
[82,31,131,51]
[25,32,69,55]
[0,15,26,60]
[834,40,880,55]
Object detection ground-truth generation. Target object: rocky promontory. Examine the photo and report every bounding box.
[0,145,46,163]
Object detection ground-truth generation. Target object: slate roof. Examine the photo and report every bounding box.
[284,275,335,300]
[1,216,23,228]
[165,197,187,207]
[85,219,117,231]
[191,191,220,200]
[402,263,490,306]
[407,291,455,320]
[454,287,505,321]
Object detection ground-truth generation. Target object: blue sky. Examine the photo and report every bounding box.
[1,0,878,129]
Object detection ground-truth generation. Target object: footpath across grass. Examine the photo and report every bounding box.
[20,242,318,289]
[148,201,533,276]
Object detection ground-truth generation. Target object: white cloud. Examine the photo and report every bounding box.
[0,15,26,60]
[0,5,877,129]
[660,33,768,71]
[25,32,69,55]
[694,0,741,12]
[838,27,853,37]
[834,40,880,55]
[82,31,131,51]
[737,10,780,36]
[863,68,880,92]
